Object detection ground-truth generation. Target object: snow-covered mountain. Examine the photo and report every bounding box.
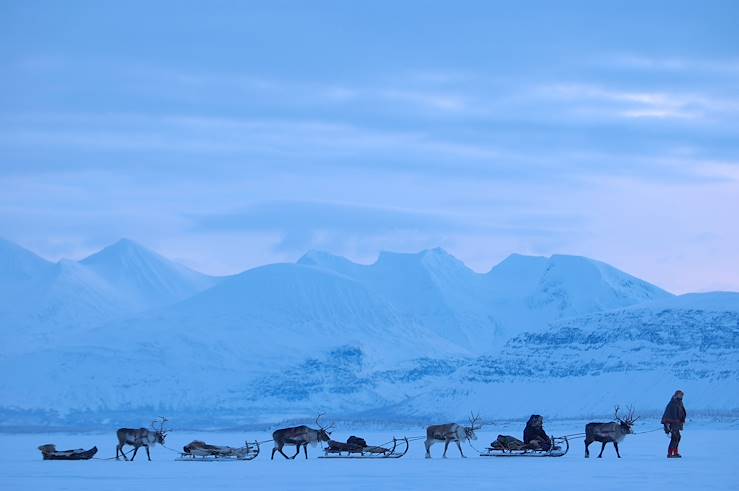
[299,248,494,350]
[80,239,217,309]
[0,239,218,354]
[484,253,672,338]
[299,249,671,349]
[396,291,739,419]
[0,240,735,427]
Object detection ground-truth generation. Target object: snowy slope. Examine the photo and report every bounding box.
[80,239,216,309]
[0,239,218,354]
[484,253,672,338]
[301,249,672,345]
[0,238,53,286]
[373,291,739,419]
[300,248,495,350]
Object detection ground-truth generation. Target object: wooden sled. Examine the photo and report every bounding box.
[176,440,260,461]
[480,436,569,458]
[319,437,409,459]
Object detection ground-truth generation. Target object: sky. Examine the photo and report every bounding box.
[1,0,738,293]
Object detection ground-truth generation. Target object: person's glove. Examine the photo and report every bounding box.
[663,424,670,434]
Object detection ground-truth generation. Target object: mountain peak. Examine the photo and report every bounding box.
[375,247,458,266]
[80,238,168,267]
[79,238,216,307]
[297,249,346,266]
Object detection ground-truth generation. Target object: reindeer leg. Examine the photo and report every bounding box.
[271,446,277,460]
[303,443,309,459]
[130,446,139,461]
[456,440,466,458]
[146,445,151,461]
[597,442,606,458]
[614,441,621,458]
[443,439,450,458]
[424,439,432,458]
[279,448,291,459]
[584,439,590,458]
[290,445,301,459]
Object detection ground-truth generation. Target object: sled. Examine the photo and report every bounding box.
[480,436,569,458]
[176,440,260,461]
[319,437,409,459]
[38,444,98,460]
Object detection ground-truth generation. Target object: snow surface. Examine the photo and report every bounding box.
[1,425,736,490]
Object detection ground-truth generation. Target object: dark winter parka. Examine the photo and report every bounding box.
[523,415,550,446]
[661,396,687,430]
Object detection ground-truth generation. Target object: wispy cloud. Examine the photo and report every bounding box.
[190,200,464,252]
[538,83,739,121]
[605,54,739,74]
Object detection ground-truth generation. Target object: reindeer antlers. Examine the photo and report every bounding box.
[614,405,639,424]
[315,412,335,431]
[151,416,169,433]
[469,411,483,430]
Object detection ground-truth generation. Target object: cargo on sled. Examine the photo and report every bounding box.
[319,435,409,459]
[38,444,98,460]
[480,434,569,457]
[176,440,260,461]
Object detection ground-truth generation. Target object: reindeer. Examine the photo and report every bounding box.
[271,413,334,459]
[116,417,168,461]
[425,413,482,458]
[585,406,639,458]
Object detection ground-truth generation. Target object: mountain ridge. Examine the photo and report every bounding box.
[1,238,735,426]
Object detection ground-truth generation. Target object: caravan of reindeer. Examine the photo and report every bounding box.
[40,407,648,462]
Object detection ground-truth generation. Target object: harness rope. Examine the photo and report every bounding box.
[92,448,135,461]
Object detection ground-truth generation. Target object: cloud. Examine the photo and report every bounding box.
[605,55,739,74]
[188,201,579,252]
[189,200,464,252]
[538,83,739,121]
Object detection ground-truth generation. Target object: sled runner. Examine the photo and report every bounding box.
[38,444,98,460]
[176,440,260,461]
[319,436,409,459]
[480,435,569,458]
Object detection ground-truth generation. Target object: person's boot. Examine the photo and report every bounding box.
[673,447,682,458]
[667,448,675,458]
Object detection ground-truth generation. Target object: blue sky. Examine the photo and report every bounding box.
[1,0,738,292]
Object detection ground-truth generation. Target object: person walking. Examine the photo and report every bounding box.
[661,390,687,458]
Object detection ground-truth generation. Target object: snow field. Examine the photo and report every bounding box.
[1,425,736,490]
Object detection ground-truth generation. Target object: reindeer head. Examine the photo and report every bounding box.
[151,417,169,444]
[614,406,639,434]
[464,412,482,441]
[315,413,334,442]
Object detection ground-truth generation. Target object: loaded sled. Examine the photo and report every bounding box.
[38,444,97,460]
[319,436,409,459]
[480,434,569,458]
[176,440,260,461]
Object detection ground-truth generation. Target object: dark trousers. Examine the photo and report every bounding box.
[667,423,682,450]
